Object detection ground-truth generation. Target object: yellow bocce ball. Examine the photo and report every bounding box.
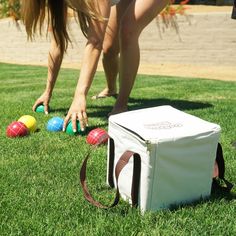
[18,115,37,133]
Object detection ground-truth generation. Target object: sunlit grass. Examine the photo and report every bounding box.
[0,63,235,235]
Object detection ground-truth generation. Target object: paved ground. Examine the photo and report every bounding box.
[0,5,236,81]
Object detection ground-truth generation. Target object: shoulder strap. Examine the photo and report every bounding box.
[212,143,233,193]
[215,143,225,179]
[80,146,141,208]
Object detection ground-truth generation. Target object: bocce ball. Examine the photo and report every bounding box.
[65,120,84,135]
[18,115,37,133]
[86,128,109,145]
[47,117,64,132]
[36,104,50,113]
[6,121,28,138]
[35,104,45,113]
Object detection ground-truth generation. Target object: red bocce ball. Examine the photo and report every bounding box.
[6,121,29,138]
[86,128,109,145]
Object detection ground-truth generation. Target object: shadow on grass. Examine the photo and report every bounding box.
[82,179,235,217]
[210,189,236,201]
[49,107,69,115]
[166,191,236,213]
[115,190,236,217]
[88,97,213,120]
[46,98,213,130]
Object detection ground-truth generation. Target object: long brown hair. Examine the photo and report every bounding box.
[21,0,104,54]
[67,0,104,37]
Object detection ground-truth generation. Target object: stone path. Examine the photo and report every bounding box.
[0,5,236,81]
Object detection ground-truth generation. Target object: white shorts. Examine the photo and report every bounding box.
[111,0,120,6]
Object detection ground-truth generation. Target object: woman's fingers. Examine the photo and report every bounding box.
[72,112,78,132]
[77,111,88,132]
[32,92,51,114]
[44,103,49,115]
[63,111,88,133]
[83,111,89,128]
[32,103,38,112]
[63,114,70,132]
[32,100,42,112]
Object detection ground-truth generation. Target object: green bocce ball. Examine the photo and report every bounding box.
[65,120,85,135]
[35,104,45,113]
[35,104,50,113]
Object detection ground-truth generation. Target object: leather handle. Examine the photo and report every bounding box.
[80,146,141,208]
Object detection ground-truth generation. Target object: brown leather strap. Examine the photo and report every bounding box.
[115,151,141,207]
[212,143,234,193]
[108,138,115,188]
[80,145,141,208]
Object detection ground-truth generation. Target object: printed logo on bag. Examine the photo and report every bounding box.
[143,121,183,130]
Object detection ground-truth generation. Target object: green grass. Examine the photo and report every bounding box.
[0,62,235,235]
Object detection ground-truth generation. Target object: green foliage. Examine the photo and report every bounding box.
[0,63,235,235]
[0,0,20,19]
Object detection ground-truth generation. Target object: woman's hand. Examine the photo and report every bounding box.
[63,94,88,133]
[32,91,52,114]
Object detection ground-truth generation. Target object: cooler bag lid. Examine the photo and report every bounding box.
[109,106,221,142]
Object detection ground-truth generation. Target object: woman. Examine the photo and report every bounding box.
[21,0,169,132]
[21,0,116,132]
[30,1,127,116]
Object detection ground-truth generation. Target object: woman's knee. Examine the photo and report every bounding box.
[88,36,104,51]
[103,40,119,59]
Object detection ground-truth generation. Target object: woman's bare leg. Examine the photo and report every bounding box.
[111,0,169,114]
[92,0,132,99]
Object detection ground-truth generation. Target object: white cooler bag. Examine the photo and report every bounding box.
[106,105,221,212]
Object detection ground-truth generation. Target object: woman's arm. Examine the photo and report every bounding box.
[63,0,110,132]
[32,33,63,114]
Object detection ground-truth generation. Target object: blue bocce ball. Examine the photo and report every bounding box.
[47,117,64,132]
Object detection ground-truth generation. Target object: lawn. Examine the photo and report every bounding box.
[0,62,235,235]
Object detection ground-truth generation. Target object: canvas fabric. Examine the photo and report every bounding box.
[107,106,221,212]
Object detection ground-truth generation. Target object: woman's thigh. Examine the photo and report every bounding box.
[121,0,169,37]
[103,0,133,52]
